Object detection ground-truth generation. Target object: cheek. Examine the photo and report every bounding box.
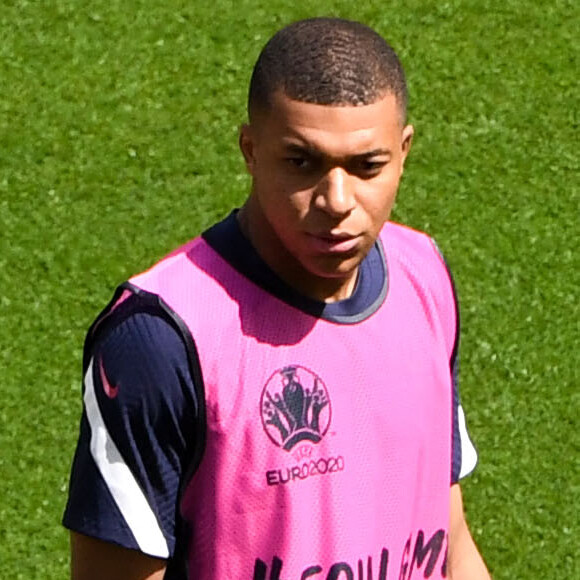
[361,182,399,225]
[257,181,311,234]
[254,162,305,203]
[379,168,403,208]
[264,180,313,221]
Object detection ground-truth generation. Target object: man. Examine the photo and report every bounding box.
[64,17,491,580]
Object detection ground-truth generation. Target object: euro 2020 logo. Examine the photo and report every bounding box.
[260,365,331,451]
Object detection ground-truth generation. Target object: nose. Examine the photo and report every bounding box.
[313,167,355,217]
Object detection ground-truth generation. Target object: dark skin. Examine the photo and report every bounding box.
[70,92,491,580]
[70,533,166,580]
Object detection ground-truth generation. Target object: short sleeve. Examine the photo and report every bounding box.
[451,355,479,483]
[63,309,199,558]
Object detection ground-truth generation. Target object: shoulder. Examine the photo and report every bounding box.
[85,288,186,362]
[380,221,454,296]
[381,221,440,260]
[85,295,200,429]
[83,288,202,421]
[381,221,458,354]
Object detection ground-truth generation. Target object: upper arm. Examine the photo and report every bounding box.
[63,306,200,563]
[71,532,166,580]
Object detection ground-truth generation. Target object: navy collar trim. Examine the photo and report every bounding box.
[202,211,388,324]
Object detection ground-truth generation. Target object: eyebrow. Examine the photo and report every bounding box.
[354,148,392,158]
[282,142,391,159]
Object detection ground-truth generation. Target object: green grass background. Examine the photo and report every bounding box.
[1,0,578,577]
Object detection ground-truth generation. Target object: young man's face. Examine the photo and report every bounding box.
[239,90,413,302]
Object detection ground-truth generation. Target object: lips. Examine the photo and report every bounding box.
[307,232,360,254]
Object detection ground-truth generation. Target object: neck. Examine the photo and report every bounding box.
[237,203,358,303]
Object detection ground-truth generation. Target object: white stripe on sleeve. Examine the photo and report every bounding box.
[458,404,478,479]
[84,358,170,558]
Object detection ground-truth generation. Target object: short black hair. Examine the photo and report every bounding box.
[248,18,408,121]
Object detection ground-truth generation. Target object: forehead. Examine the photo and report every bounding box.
[254,91,403,155]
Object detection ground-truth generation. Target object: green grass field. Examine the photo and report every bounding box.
[1,0,578,577]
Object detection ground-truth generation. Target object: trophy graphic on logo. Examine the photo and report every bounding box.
[261,365,331,451]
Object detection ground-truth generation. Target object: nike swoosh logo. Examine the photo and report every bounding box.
[99,357,119,399]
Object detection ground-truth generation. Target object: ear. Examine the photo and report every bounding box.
[239,123,256,175]
[399,124,414,175]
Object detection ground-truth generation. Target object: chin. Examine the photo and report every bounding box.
[308,255,362,280]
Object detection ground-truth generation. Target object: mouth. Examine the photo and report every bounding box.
[307,232,361,254]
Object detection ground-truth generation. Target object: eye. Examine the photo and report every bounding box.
[353,159,388,177]
[285,154,320,173]
[286,156,310,169]
[364,161,385,171]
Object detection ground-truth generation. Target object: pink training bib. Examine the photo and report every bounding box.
[131,222,456,580]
